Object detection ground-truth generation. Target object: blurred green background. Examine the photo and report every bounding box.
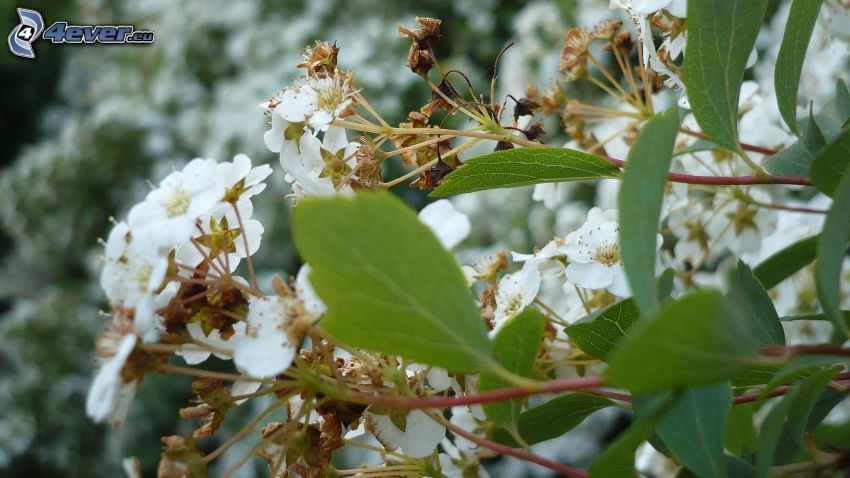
[0,1,580,476]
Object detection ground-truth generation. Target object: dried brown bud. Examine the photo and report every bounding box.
[560,28,591,80]
[297,41,340,77]
[592,20,623,41]
[398,17,442,77]
[410,158,454,190]
[179,404,214,419]
[524,123,545,142]
[397,17,441,49]
[513,97,540,121]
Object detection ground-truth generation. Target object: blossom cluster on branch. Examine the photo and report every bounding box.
[86,1,850,477]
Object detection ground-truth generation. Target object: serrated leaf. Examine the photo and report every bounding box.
[620,108,679,314]
[814,157,850,337]
[810,126,850,197]
[726,260,785,346]
[654,382,732,478]
[430,147,621,197]
[490,393,614,447]
[683,0,769,151]
[565,299,639,360]
[775,0,824,134]
[590,392,677,477]
[605,291,762,392]
[293,192,493,372]
[752,235,819,289]
[480,308,545,431]
[764,112,825,177]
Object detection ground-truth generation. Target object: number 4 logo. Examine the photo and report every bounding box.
[7,8,45,59]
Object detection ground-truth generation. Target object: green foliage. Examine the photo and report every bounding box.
[726,261,786,346]
[619,108,679,314]
[774,0,824,134]
[430,147,621,197]
[752,235,819,289]
[590,392,677,477]
[814,156,850,336]
[605,291,763,391]
[653,382,732,478]
[490,393,615,447]
[480,308,546,430]
[763,112,825,177]
[810,127,850,197]
[683,0,769,151]
[565,299,639,360]
[293,192,493,372]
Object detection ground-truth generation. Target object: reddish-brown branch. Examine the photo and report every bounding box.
[759,345,850,358]
[605,157,812,186]
[346,376,605,409]
[442,414,589,478]
[679,128,779,156]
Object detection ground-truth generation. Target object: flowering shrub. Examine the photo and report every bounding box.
[87,1,850,477]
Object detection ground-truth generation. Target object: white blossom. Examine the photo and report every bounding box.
[364,408,446,458]
[232,295,300,377]
[493,261,541,333]
[86,332,138,426]
[127,158,225,249]
[418,199,471,250]
[101,222,168,333]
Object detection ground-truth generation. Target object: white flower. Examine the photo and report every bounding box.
[364,408,446,458]
[307,72,354,129]
[493,261,541,334]
[418,200,471,250]
[232,296,300,377]
[511,237,567,279]
[532,182,570,210]
[86,332,138,426]
[611,0,686,16]
[282,126,359,197]
[217,153,273,201]
[276,85,318,123]
[264,106,307,158]
[296,264,326,315]
[174,198,264,272]
[562,207,660,297]
[175,321,244,365]
[706,190,778,256]
[128,158,225,249]
[101,222,168,333]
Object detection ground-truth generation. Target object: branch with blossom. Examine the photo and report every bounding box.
[86,2,850,477]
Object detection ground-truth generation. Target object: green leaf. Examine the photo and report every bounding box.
[565,299,639,360]
[655,382,732,478]
[726,260,785,346]
[756,368,839,476]
[620,108,680,314]
[780,311,850,322]
[430,147,621,197]
[774,0,824,134]
[776,387,850,461]
[293,192,493,372]
[762,355,848,402]
[810,127,850,197]
[814,80,850,139]
[683,0,769,151]
[814,158,850,337]
[725,403,757,457]
[480,308,546,430]
[590,392,677,477]
[490,393,614,447]
[752,235,819,289]
[605,291,762,392]
[764,112,825,177]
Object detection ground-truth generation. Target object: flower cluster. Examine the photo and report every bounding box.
[83,3,850,477]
